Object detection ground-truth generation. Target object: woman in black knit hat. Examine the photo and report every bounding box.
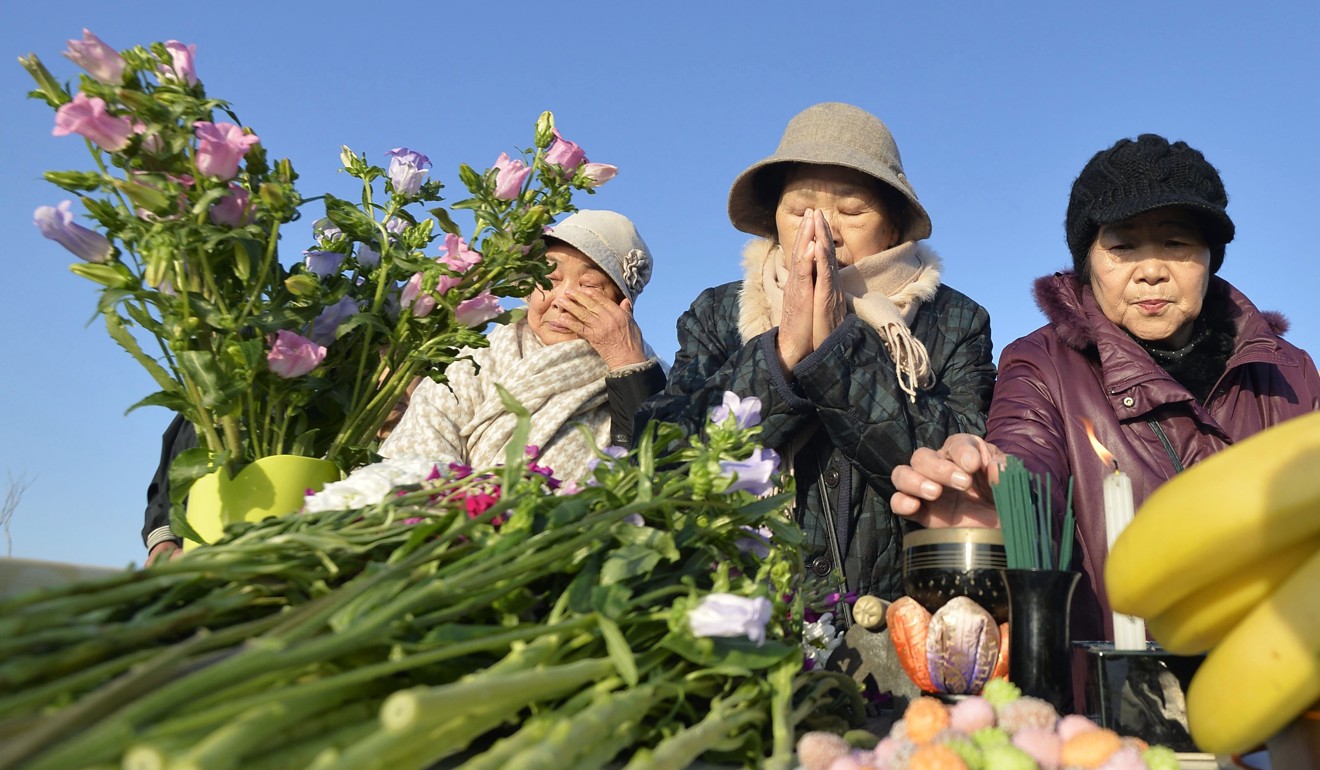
[889,133,1320,642]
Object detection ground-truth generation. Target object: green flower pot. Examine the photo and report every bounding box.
[184,455,342,548]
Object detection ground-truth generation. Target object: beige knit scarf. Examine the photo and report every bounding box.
[737,239,943,400]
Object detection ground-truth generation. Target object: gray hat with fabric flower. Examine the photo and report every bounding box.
[544,209,653,302]
[727,102,932,243]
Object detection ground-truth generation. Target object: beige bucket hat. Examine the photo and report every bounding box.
[544,209,653,302]
[727,102,932,243]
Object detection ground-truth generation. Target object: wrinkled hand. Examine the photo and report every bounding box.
[890,434,1004,528]
[810,211,846,350]
[553,288,647,370]
[146,540,183,566]
[778,209,836,373]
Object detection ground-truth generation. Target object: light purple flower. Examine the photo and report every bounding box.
[492,152,532,200]
[356,241,380,267]
[687,593,773,646]
[194,122,259,180]
[545,129,586,172]
[385,148,431,197]
[734,525,773,559]
[34,201,111,263]
[52,93,134,151]
[719,447,780,497]
[267,330,326,378]
[308,296,358,346]
[209,185,252,227]
[385,217,407,235]
[581,162,618,187]
[708,391,762,429]
[622,513,645,527]
[400,273,436,318]
[587,445,629,473]
[455,291,502,328]
[313,218,344,242]
[161,40,197,85]
[64,29,125,84]
[304,250,346,278]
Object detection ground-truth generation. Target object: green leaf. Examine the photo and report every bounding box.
[660,633,798,671]
[495,384,532,490]
[323,194,380,242]
[168,446,217,544]
[429,207,461,236]
[104,314,178,394]
[600,544,663,586]
[176,349,229,409]
[457,163,482,193]
[43,170,104,192]
[597,614,638,687]
[70,262,132,289]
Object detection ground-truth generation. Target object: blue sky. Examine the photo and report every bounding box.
[3,1,1317,567]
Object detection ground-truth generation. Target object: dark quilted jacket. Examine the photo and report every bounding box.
[988,272,1320,641]
[637,280,995,601]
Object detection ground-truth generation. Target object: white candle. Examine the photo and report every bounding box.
[1103,468,1147,650]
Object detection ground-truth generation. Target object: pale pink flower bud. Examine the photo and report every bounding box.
[492,152,532,199]
[454,291,502,327]
[63,29,125,84]
[193,122,260,180]
[581,162,618,187]
[209,185,253,227]
[52,93,134,151]
[400,273,436,317]
[267,330,326,378]
[161,40,198,85]
[544,129,586,172]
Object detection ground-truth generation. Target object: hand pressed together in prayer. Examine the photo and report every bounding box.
[551,287,648,371]
[890,433,1004,529]
[777,208,847,374]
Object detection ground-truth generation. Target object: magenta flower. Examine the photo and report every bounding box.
[492,152,532,200]
[400,273,436,317]
[455,291,503,327]
[267,330,326,378]
[63,29,125,84]
[435,233,482,293]
[687,593,773,646]
[708,391,762,429]
[581,162,618,187]
[209,185,253,227]
[719,447,780,497]
[385,148,431,197]
[545,129,586,172]
[34,201,111,263]
[308,296,359,346]
[161,40,198,85]
[194,122,259,180]
[52,93,134,151]
[303,250,346,277]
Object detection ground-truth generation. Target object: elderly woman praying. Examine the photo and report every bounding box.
[637,102,996,613]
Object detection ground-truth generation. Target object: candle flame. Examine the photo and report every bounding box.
[1081,417,1117,471]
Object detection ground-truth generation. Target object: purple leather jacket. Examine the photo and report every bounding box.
[987,272,1320,641]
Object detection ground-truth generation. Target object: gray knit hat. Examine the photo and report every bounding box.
[727,102,932,243]
[544,209,653,302]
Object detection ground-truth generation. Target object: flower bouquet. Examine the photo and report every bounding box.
[22,30,613,536]
[0,394,868,770]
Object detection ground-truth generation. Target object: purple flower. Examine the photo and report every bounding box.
[581,162,618,187]
[719,447,780,497]
[545,129,586,172]
[455,291,502,328]
[161,40,198,85]
[687,593,773,646]
[63,29,124,84]
[385,148,431,197]
[209,185,253,227]
[308,296,358,346]
[708,391,762,429]
[194,122,260,180]
[355,241,380,267]
[492,152,532,200]
[587,445,629,473]
[52,93,134,151]
[312,217,344,243]
[385,217,408,235]
[303,250,346,278]
[34,201,111,263]
[734,525,773,559]
[400,272,436,318]
[623,513,645,527]
[267,330,326,378]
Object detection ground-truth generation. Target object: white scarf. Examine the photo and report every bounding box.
[737,239,943,399]
[381,320,611,481]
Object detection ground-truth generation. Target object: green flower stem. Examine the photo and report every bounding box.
[504,682,660,770]
[233,221,281,330]
[621,685,765,770]
[0,648,156,720]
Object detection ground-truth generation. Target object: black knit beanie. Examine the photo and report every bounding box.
[1066,134,1234,277]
